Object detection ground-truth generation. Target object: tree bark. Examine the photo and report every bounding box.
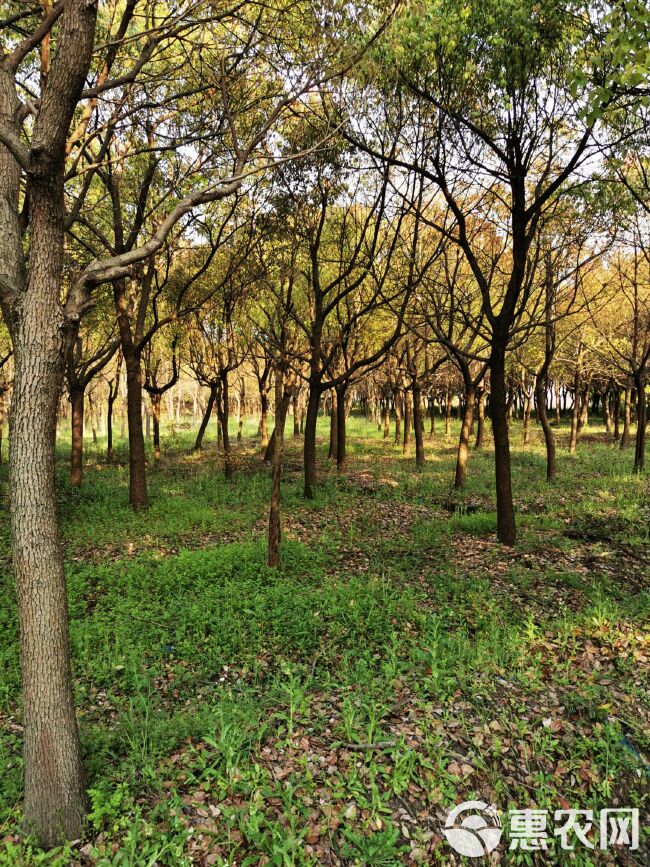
[70,387,84,486]
[568,371,581,455]
[454,382,475,487]
[336,385,348,471]
[633,373,646,473]
[412,383,425,466]
[445,384,452,437]
[124,347,148,508]
[268,377,289,567]
[328,391,338,459]
[303,386,320,498]
[474,389,485,449]
[194,386,216,451]
[402,389,411,452]
[490,347,516,545]
[613,387,620,441]
[151,392,162,461]
[293,393,300,437]
[620,382,632,448]
[259,386,269,449]
[536,377,556,481]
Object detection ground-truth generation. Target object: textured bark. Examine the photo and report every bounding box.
[536,379,556,481]
[217,374,232,481]
[0,0,97,843]
[402,390,411,453]
[70,387,84,486]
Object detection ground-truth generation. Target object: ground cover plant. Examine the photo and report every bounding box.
[0,416,647,865]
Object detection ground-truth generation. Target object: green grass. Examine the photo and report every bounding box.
[0,412,648,864]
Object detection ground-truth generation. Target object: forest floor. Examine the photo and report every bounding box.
[0,415,648,866]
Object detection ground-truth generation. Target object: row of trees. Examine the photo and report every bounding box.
[0,0,648,847]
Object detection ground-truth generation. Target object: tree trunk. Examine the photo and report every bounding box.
[620,382,632,448]
[613,387,620,441]
[194,386,216,451]
[603,388,612,433]
[490,348,516,545]
[522,381,533,446]
[268,377,290,567]
[107,390,117,462]
[151,392,161,461]
[124,348,148,508]
[445,384,452,437]
[70,387,84,486]
[535,377,556,481]
[336,385,348,471]
[293,393,300,437]
[259,386,269,449]
[328,391,338,459]
[474,389,485,449]
[402,390,411,452]
[393,389,402,443]
[413,383,425,466]
[633,373,646,473]
[569,371,581,455]
[218,376,232,480]
[303,386,320,498]
[454,382,475,487]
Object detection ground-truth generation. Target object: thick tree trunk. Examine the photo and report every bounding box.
[633,373,646,473]
[454,382,475,487]
[490,348,516,545]
[474,389,485,449]
[303,386,320,498]
[194,386,216,451]
[412,383,425,466]
[124,349,148,508]
[70,387,84,486]
[620,382,632,448]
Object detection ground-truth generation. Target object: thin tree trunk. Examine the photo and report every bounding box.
[633,373,646,473]
[293,393,300,437]
[536,377,556,480]
[454,382,475,487]
[328,391,338,459]
[402,390,411,453]
[70,387,84,486]
[218,376,232,480]
[151,392,161,461]
[259,386,269,449]
[393,389,402,443]
[474,389,485,449]
[569,371,581,455]
[124,349,148,508]
[620,382,632,448]
[413,383,425,466]
[268,376,290,567]
[522,381,534,446]
[336,385,348,471]
[194,386,216,451]
[445,384,452,437]
[303,386,320,498]
[613,387,621,441]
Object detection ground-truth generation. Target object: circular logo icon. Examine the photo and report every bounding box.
[444,800,503,857]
